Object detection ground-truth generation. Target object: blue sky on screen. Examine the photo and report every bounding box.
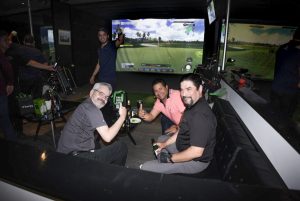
[112,18,205,42]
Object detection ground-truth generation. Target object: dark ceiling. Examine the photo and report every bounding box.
[0,0,299,25]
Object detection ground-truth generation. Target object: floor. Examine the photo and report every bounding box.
[15,84,161,169]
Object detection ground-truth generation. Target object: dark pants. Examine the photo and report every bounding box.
[0,95,17,141]
[161,114,175,134]
[74,141,128,166]
[270,90,299,131]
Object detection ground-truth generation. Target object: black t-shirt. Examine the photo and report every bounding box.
[176,97,217,162]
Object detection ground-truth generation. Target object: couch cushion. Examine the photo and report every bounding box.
[212,98,237,119]
[223,149,285,189]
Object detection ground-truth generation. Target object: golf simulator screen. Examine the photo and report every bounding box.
[112,18,205,74]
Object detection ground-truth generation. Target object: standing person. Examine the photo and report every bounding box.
[140,73,217,174]
[6,33,54,98]
[138,79,185,135]
[0,30,17,141]
[270,27,300,129]
[89,27,124,126]
[89,27,124,90]
[6,32,55,136]
[57,82,128,166]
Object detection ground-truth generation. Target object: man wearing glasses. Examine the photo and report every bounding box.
[57,82,128,166]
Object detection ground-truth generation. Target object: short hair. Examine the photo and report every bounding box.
[179,73,203,89]
[98,27,109,34]
[23,34,35,44]
[293,27,300,40]
[152,78,167,88]
[93,82,112,94]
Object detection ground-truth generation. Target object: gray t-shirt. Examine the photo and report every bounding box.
[57,98,107,154]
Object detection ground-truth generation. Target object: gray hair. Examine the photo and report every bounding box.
[92,82,112,94]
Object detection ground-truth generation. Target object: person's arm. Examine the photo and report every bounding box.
[164,125,179,135]
[1,59,14,95]
[115,33,124,48]
[170,146,204,163]
[90,62,100,85]
[157,131,178,150]
[6,85,14,96]
[156,132,205,163]
[138,105,160,122]
[27,60,54,71]
[96,105,127,142]
[1,61,13,85]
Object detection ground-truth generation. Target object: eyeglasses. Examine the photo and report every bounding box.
[94,89,110,100]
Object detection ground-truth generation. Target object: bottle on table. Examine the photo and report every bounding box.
[127,100,131,118]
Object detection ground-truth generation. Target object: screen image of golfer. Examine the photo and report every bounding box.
[112,18,205,74]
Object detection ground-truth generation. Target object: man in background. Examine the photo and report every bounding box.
[270,27,300,130]
[89,27,124,90]
[138,78,185,135]
[7,33,54,98]
[89,27,124,126]
[0,30,17,141]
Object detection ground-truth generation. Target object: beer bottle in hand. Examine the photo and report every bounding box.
[151,138,159,159]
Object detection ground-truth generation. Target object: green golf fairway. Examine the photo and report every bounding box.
[117,46,203,74]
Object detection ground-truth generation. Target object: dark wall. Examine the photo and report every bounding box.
[70,8,107,86]
[52,0,72,66]
[116,73,183,93]
[0,9,52,49]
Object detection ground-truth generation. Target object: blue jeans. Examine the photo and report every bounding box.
[161,114,175,134]
[0,95,17,141]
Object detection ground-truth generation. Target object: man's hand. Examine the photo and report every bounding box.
[48,65,56,71]
[158,152,173,163]
[156,141,167,151]
[138,103,147,119]
[89,75,96,85]
[119,103,127,120]
[6,85,14,96]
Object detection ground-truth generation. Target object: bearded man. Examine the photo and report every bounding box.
[57,82,127,166]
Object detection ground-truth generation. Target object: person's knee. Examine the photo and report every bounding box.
[139,160,158,172]
[116,141,128,157]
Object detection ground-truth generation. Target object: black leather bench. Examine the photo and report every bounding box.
[183,98,286,189]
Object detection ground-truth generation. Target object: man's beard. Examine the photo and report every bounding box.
[95,99,106,109]
[182,96,194,108]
